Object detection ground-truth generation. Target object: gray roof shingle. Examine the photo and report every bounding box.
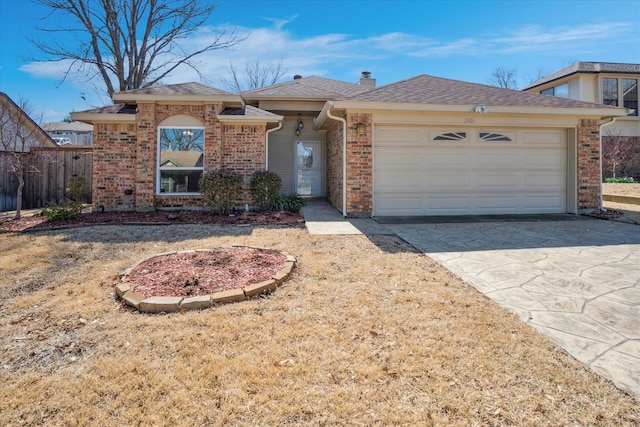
[116,82,233,96]
[347,74,619,109]
[242,76,369,99]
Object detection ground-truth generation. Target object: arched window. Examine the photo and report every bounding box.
[157,115,204,194]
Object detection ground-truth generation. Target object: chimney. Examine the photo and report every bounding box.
[293,74,302,80]
[358,71,376,87]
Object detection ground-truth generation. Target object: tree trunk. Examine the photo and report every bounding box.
[15,174,24,219]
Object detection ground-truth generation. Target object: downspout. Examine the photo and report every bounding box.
[599,117,617,210]
[265,120,283,171]
[325,102,347,217]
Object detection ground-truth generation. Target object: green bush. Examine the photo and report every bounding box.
[41,174,88,221]
[250,171,282,210]
[199,169,242,215]
[67,174,88,203]
[604,177,636,183]
[267,194,305,212]
[41,200,83,221]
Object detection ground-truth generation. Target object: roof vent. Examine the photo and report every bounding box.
[359,71,376,87]
[293,74,302,80]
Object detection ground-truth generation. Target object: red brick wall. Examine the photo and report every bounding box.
[93,103,266,211]
[577,119,601,211]
[92,122,137,211]
[326,121,343,211]
[221,124,267,202]
[345,113,373,216]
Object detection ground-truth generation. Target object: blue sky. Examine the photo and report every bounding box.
[1,0,639,123]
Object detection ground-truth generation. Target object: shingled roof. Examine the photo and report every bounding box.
[524,62,640,90]
[116,82,233,96]
[242,76,370,100]
[346,74,619,109]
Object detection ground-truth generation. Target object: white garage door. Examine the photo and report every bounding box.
[374,127,567,216]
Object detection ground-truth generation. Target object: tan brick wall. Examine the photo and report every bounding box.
[93,103,267,211]
[92,122,137,211]
[577,119,602,211]
[345,113,373,216]
[326,121,343,211]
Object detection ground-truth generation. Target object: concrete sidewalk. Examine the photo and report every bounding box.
[301,198,640,400]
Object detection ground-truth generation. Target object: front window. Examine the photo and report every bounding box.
[623,78,638,116]
[540,83,568,98]
[157,127,204,194]
[603,78,619,106]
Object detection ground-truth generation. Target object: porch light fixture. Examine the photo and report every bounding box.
[356,122,366,135]
[295,113,304,136]
[474,105,489,114]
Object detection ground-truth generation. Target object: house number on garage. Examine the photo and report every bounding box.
[464,118,475,124]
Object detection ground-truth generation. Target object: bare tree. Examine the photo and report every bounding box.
[525,66,547,85]
[222,60,286,93]
[31,0,241,97]
[602,128,633,179]
[489,67,519,89]
[0,95,52,219]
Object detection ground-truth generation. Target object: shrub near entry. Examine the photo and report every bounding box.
[199,169,242,215]
[250,171,282,210]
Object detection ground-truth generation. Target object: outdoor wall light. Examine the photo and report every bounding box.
[356,122,366,135]
[474,105,489,114]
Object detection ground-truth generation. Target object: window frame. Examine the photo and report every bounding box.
[602,77,638,117]
[156,126,205,195]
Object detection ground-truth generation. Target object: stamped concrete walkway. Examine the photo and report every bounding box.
[302,199,640,400]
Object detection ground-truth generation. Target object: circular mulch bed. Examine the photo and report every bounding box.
[125,246,287,298]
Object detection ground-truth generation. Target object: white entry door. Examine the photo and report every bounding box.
[295,140,322,196]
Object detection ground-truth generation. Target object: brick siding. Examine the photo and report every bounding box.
[93,103,266,211]
[345,113,373,216]
[326,122,343,211]
[577,119,602,211]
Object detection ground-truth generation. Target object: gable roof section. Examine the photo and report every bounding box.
[345,74,619,109]
[218,105,283,123]
[242,76,369,100]
[0,92,57,149]
[524,62,640,90]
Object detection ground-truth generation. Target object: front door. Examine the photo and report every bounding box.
[295,140,322,196]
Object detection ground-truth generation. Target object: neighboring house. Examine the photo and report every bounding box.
[71,73,627,216]
[0,92,57,151]
[523,62,640,179]
[41,120,94,145]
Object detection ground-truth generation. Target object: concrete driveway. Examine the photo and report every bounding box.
[386,218,640,400]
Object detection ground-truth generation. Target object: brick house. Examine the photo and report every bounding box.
[72,73,627,216]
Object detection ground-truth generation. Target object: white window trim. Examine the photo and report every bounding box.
[157,126,205,195]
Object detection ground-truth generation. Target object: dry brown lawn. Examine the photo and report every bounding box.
[1,224,638,426]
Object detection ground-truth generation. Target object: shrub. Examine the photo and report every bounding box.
[604,177,636,183]
[250,171,282,210]
[199,169,242,215]
[268,194,305,212]
[67,174,88,203]
[41,200,83,221]
[41,174,89,221]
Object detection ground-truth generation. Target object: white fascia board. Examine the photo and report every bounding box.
[329,100,628,118]
[218,114,283,124]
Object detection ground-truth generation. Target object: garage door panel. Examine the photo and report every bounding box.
[429,174,471,187]
[375,172,423,191]
[374,127,567,216]
[477,174,519,188]
[525,152,565,168]
[524,173,564,188]
[477,153,519,167]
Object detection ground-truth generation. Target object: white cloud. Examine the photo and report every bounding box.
[19,60,73,79]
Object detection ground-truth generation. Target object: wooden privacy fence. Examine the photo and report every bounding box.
[0,146,93,212]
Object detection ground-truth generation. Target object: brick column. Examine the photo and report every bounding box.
[345,113,373,216]
[577,119,601,211]
[326,122,344,211]
[135,103,156,210]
